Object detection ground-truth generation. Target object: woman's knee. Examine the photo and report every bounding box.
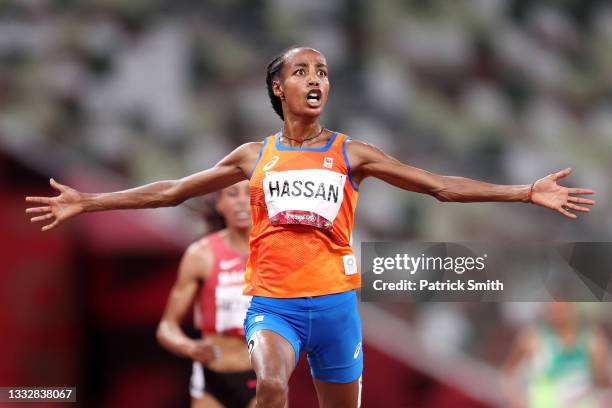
[258,376,287,393]
[256,376,288,403]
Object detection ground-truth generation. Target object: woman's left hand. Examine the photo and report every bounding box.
[530,168,595,219]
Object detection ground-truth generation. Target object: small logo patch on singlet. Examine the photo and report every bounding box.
[324,156,333,168]
[343,254,357,275]
[263,155,279,171]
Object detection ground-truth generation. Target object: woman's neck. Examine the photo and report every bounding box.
[282,118,322,147]
[552,321,578,346]
[224,228,250,255]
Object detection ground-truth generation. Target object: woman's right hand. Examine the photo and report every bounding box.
[189,338,219,365]
[25,178,85,231]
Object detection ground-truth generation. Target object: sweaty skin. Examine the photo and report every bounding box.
[26,47,596,408]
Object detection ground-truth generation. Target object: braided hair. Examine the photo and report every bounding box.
[265,46,302,120]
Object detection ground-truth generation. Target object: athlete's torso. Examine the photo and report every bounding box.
[199,231,250,336]
[528,324,595,407]
[245,131,361,297]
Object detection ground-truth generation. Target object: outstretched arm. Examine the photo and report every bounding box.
[26,142,262,231]
[156,241,217,364]
[346,140,595,219]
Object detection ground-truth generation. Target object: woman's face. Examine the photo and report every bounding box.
[545,302,577,327]
[274,48,330,120]
[216,180,251,230]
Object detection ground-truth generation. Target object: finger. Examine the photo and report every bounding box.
[41,220,59,232]
[567,196,595,205]
[26,206,51,214]
[551,167,572,181]
[565,203,590,213]
[50,178,65,191]
[558,207,577,219]
[26,196,51,204]
[31,213,54,222]
[568,188,594,195]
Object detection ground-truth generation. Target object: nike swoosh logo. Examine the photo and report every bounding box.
[219,258,241,269]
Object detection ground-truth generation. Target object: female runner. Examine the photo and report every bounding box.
[156,180,256,408]
[26,46,596,408]
[503,302,609,408]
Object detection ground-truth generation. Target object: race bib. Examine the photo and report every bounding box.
[263,169,346,230]
[214,285,251,333]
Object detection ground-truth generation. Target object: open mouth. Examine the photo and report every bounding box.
[306,89,322,107]
[235,210,249,221]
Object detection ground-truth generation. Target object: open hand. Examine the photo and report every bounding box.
[530,168,595,219]
[25,178,85,231]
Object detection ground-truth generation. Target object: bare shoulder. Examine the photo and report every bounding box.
[344,138,378,154]
[236,141,264,157]
[344,138,402,183]
[188,236,215,261]
[345,139,377,169]
[222,142,265,177]
[181,237,215,280]
[223,142,263,164]
[345,139,395,163]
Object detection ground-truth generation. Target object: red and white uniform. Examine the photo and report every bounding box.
[197,232,250,336]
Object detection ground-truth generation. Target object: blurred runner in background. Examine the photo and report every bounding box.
[503,302,610,408]
[157,181,256,408]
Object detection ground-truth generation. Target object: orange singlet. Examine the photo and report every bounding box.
[245,131,360,298]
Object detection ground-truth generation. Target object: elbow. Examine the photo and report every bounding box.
[433,190,467,203]
[163,193,183,207]
[428,175,478,203]
[163,181,185,207]
[430,181,468,203]
[155,322,166,346]
[430,182,454,202]
[428,176,454,202]
[432,190,452,202]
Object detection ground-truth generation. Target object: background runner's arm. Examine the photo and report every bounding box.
[501,328,535,408]
[346,140,594,218]
[590,328,610,387]
[156,242,216,363]
[26,142,261,231]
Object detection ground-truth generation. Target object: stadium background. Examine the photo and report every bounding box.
[1,0,612,406]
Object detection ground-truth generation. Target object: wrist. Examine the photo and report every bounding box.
[80,193,98,213]
[522,182,535,204]
[183,339,197,359]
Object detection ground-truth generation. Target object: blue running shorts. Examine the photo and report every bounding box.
[244,290,363,383]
